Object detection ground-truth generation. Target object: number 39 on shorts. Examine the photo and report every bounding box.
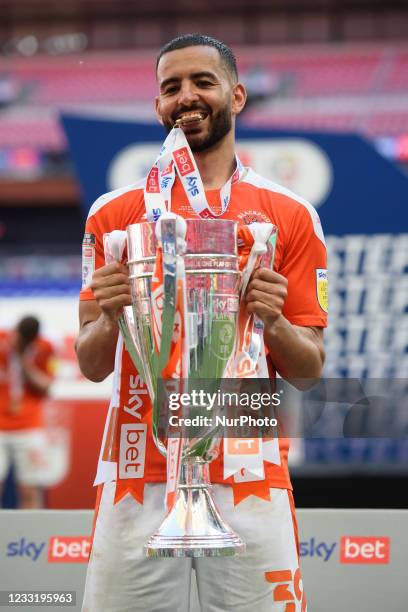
[265,568,307,611]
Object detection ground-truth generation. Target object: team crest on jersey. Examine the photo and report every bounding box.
[236,210,271,225]
[316,269,328,313]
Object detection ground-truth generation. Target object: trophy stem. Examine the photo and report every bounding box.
[144,457,246,558]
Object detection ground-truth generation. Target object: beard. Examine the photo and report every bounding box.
[163,104,232,152]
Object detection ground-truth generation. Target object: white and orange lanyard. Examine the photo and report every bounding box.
[144,126,244,221]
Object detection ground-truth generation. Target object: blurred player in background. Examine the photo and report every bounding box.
[0,315,55,508]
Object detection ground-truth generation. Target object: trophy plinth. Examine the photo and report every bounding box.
[144,458,245,558]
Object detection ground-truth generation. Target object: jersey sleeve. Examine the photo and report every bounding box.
[279,203,328,327]
[79,186,145,301]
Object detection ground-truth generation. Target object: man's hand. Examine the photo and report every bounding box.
[245,267,325,385]
[245,267,288,328]
[90,261,132,323]
[76,261,132,382]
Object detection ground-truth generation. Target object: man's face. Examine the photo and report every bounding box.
[156,46,241,152]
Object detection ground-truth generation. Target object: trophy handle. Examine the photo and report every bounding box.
[102,230,154,396]
[118,306,154,398]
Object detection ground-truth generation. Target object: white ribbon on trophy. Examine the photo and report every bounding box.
[224,222,281,484]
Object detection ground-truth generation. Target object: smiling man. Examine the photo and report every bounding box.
[157,42,241,156]
[78,34,327,612]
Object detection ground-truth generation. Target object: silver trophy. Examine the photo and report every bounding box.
[121,217,245,557]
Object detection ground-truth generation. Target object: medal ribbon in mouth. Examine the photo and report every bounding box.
[174,111,206,126]
[144,125,244,221]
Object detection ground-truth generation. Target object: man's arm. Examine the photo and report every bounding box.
[245,267,325,389]
[76,261,132,382]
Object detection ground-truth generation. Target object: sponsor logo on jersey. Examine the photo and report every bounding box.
[316,268,328,313]
[340,536,390,564]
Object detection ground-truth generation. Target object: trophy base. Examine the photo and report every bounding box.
[144,459,246,558]
[145,534,245,558]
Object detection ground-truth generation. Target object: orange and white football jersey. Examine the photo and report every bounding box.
[80,168,327,502]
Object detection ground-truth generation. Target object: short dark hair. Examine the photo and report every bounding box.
[17,316,40,344]
[156,34,238,82]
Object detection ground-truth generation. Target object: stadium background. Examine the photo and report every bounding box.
[1,0,408,511]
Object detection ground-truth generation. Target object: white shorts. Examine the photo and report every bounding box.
[83,482,306,612]
[0,429,49,486]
